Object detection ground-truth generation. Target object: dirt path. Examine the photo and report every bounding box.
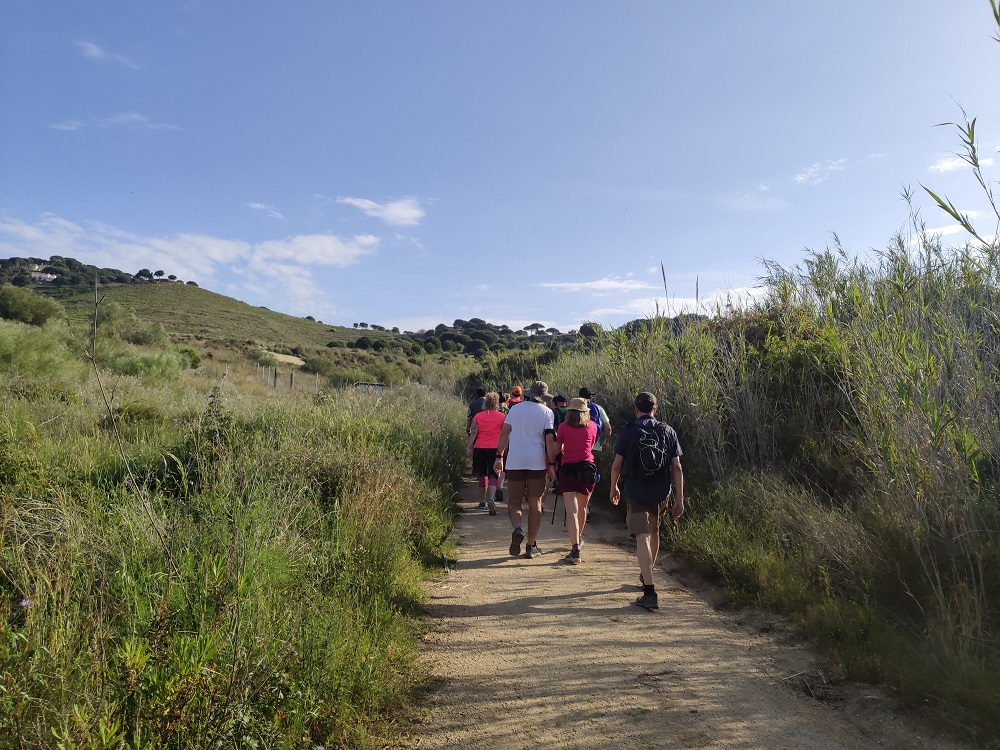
[411,481,972,750]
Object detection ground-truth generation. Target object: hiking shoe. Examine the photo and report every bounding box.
[525,543,542,559]
[634,593,659,611]
[495,488,505,503]
[487,498,497,515]
[477,501,487,509]
[567,547,581,565]
[509,528,525,556]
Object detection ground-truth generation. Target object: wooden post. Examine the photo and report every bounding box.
[289,371,295,389]
[273,368,278,388]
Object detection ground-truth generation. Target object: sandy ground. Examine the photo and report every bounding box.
[409,480,974,750]
[268,352,305,366]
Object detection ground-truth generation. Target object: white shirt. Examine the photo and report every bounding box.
[503,399,554,471]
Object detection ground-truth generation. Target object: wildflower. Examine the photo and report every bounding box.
[295,690,302,697]
[20,598,31,608]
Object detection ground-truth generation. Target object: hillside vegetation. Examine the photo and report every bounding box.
[0,305,467,747]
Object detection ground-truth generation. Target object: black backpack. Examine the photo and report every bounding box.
[626,419,673,479]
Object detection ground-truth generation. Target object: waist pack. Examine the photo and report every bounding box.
[562,460,598,484]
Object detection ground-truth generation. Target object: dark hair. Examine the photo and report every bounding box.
[634,391,657,413]
[475,387,487,398]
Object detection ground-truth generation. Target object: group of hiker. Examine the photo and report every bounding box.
[466,381,684,611]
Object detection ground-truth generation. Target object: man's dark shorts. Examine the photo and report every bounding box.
[506,469,547,503]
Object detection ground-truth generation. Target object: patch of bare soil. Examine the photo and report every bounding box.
[407,481,974,750]
[269,352,305,365]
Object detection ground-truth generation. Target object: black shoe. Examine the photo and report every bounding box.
[510,528,524,556]
[495,488,505,503]
[565,547,580,565]
[525,543,542,559]
[634,592,659,610]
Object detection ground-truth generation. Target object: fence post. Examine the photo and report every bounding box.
[290,371,295,389]
[273,368,278,388]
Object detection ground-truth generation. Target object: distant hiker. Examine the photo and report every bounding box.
[546,394,569,502]
[498,392,511,415]
[551,397,598,564]
[467,392,505,515]
[467,387,487,434]
[610,391,684,611]
[506,386,523,409]
[551,394,568,430]
[578,387,612,451]
[494,381,556,559]
[579,387,612,520]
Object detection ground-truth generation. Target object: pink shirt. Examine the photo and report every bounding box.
[556,422,597,464]
[473,410,505,449]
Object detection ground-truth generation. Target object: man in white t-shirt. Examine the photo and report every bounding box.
[494,381,556,559]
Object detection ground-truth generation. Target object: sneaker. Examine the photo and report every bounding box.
[634,592,659,610]
[509,528,525,556]
[477,501,487,509]
[487,498,497,515]
[525,543,542,559]
[568,547,581,565]
[579,536,585,549]
[495,488,505,503]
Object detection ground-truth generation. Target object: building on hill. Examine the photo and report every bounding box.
[30,271,57,282]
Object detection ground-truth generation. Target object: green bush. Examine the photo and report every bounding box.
[0,284,64,326]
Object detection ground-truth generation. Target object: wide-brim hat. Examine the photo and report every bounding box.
[527,381,549,399]
[567,397,589,412]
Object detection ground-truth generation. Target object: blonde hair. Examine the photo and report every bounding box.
[484,392,500,410]
[566,409,591,428]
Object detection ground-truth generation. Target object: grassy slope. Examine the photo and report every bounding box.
[52,282,379,349]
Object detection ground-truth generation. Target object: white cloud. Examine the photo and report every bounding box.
[48,112,180,131]
[539,277,655,296]
[794,159,848,186]
[244,202,285,221]
[76,41,138,69]
[588,286,767,320]
[718,187,788,212]
[337,196,425,226]
[928,155,994,173]
[0,213,379,321]
[252,234,378,268]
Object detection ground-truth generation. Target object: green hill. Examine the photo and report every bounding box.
[54,281,363,351]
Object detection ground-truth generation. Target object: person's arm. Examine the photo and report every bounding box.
[545,430,557,480]
[493,424,512,472]
[466,422,479,456]
[610,453,625,506]
[670,456,684,519]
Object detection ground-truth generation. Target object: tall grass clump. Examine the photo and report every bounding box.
[542,226,1000,737]
[1,360,467,748]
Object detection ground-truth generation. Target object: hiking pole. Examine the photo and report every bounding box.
[551,492,561,524]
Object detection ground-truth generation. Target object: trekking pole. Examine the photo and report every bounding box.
[551,492,561,524]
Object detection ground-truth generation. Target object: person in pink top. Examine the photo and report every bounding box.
[467,391,506,515]
[551,397,598,564]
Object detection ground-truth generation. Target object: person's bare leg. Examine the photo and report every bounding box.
[636,532,654,586]
[564,492,580,546]
[508,498,523,530]
[577,494,590,540]
[526,495,543,545]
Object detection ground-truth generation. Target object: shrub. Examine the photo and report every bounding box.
[0,284,64,325]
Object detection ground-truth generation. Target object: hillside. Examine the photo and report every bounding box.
[54,281,364,351]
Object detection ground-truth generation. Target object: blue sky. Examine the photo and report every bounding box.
[1,1,998,333]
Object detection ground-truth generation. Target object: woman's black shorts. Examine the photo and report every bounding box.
[472,447,499,478]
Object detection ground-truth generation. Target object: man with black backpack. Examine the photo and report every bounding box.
[609,391,684,611]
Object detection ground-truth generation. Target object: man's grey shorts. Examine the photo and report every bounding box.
[626,499,668,536]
